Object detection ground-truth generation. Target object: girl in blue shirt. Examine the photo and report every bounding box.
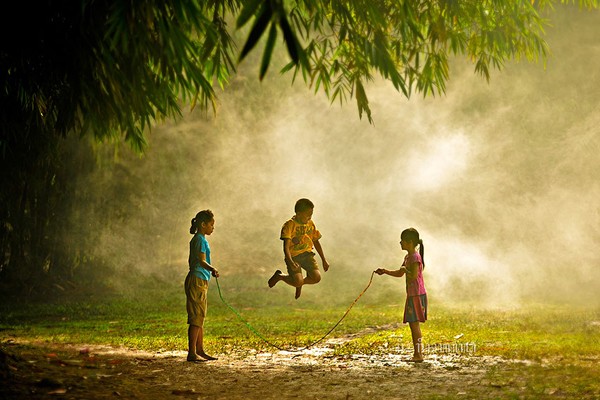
[184,209,219,362]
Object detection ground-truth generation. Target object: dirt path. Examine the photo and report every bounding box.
[1,338,539,399]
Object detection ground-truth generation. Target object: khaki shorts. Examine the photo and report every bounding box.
[287,252,319,275]
[184,272,208,327]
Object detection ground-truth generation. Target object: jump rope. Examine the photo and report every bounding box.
[214,271,376,352]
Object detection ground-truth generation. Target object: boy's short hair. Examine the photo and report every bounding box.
[294,198,314,213]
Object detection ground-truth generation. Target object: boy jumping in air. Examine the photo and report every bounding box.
[268,198,329,299]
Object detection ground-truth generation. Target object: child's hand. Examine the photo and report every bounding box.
[289,261,301,273]
[375,268,386,275]
[293,262,302,273]
[286,259,301,273]
[323,260,330,272]
[212,268,220,278]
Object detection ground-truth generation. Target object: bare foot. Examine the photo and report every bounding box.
[405,356,424,363]
[295,286,302,299]
[268,270,282,288]
[186,353,205,363]
[197,352,218,361]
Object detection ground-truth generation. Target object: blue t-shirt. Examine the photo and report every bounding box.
[189,233,211,281]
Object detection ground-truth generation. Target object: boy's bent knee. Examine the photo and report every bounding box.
[306,271,321,284]
[291,273,304,287]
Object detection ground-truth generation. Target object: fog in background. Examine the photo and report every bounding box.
[83,6,600,308]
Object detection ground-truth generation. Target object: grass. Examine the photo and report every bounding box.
[334,304,600,360]
[2,275,599,398]
[1,275,599,363]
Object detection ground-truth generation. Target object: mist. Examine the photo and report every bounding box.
[80,6,600,308]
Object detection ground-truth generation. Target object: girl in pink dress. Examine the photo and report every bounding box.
[376,227,427,362]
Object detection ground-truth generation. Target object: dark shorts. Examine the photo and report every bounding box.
[287,252,319,275]
[184,272,208,327]
[404,294,428,323]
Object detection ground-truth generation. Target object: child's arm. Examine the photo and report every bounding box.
[313,239,329,271]
[283,239,300,272]
[375,267,407,277]
[199,252,219,277]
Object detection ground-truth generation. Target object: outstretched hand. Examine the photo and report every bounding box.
[374,268,386,275]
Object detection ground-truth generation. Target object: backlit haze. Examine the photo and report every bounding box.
[82,6,600,308]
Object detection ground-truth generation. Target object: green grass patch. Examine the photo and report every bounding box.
[1,276,599,363]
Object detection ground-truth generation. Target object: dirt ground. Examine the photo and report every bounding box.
[1,336,569,400]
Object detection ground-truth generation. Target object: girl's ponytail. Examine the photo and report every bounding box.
[189,217,198,234]
[419,239,425,270]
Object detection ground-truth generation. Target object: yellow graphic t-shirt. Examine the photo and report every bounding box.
[280,217,322,258]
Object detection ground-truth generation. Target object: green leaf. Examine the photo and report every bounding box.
[354,78,372,123]
[279,13,299,64]
[236,0,264,29]
[260,23,278,81]
[280,60,296,74]
[239,3,273,63]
